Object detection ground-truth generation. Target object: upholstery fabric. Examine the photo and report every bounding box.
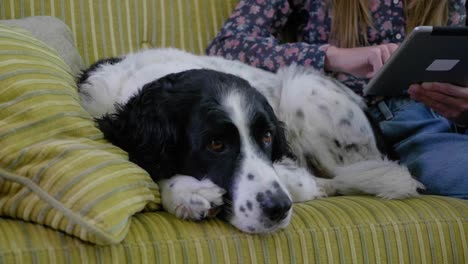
[0,0,467,262]
[1,16,84,77]
[0,24,159,245]
[0,196,467,263]
[0,0,239,65]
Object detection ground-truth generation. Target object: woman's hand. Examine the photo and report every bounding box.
[324,43,399,78]
[408,82,468,125]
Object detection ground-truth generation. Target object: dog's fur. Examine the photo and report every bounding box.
[78,48,424,233]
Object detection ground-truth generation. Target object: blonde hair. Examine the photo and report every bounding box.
[328,0,449,48]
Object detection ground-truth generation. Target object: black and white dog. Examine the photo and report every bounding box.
[78,48,423,234]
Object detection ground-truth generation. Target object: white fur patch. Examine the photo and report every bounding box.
[332,159,424,199]
[273,158,327,202]
[222,91,293,233]
[274,66,422,199]
[159,175,226,220]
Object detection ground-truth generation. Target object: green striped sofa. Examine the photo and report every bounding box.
[0,1,467,263]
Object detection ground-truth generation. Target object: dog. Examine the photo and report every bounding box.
[77,48,424,234]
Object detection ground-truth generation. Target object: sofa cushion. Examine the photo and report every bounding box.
[0,0,239,66]
[0,195,466,263]
[0,24,160,245]
[1,16,84,77]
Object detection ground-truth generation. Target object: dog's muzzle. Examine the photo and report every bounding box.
[257,187,292,222]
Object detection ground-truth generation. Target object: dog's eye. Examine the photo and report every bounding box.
[207,139,225,152]
[262,131,272,144]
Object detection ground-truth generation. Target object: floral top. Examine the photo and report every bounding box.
[207,0,466,94]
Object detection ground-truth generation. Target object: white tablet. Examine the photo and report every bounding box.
[363,26,468,96]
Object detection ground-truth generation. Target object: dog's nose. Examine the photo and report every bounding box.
[257,189,292,222]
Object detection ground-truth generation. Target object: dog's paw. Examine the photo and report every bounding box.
[315,178,337,197]
[306,185,328,200]
[274,158,328,202]
[159,175,226,221]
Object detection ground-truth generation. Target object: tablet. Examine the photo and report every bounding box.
[363,26,468,96]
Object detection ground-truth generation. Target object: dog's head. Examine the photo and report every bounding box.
[97,69,293,233]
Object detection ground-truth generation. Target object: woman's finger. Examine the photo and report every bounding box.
[380,44,391,64]
[410,85,468,120]
[386,43,399,55]
[421,82,468,99]
[366,48,384,78]
[411,84,464,108]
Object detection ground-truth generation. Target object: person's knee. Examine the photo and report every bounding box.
[410,164,468,199]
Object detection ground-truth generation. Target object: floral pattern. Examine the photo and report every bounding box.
[207,0,466,94]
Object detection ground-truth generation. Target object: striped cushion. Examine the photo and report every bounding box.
[0,0,239,66]
[1,16,85,77]
[0,24,160,245]
[0,196,467,263]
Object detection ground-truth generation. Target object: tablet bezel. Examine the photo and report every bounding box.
[363,26,468,96]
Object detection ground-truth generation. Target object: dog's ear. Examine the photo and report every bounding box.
[96,72,195,180]
[257,95,294,162]
[272,120,294,161]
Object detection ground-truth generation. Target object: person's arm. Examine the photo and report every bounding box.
[206,0,328,72]
[325,44,399,78]
[208,0,400,78]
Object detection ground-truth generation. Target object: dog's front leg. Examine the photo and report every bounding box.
[273,158,335,202]
[158,175,226,220]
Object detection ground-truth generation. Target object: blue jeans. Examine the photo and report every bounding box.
[369,97,468,199]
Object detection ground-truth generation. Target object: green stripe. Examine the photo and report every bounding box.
[0,1,5,19]
[60,0,66,20]
[0,69,74,89]
[98,0,108,58]
[122,239,134,264]
[185,0,195,53]
[261,235,270,263]
[6,138,102,170]
[430,198,460,262]
[139,214,162,264]
[203,226,218,263]
[55,159,127,199]
[0,111,91,140]
[78,0,89,65]
[294,204,321,263]
[0,40,66,66]
[1,0,240,64]
[115,1,125,55]
[418,199,441,263]
[40,0,45,16]
[151,0,157,46]
[312,201,346,263]
[169,0,175,47]
[0,196,467,261]
[20,223,38,264]
[10,144,107,216]
[78,180,150,217]
[134,0,140,48]
[0,168,117,243]
[284,231,296,264]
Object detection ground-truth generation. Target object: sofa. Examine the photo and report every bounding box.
[0,1,466,263]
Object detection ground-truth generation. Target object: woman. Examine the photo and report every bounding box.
[207,0,467,198]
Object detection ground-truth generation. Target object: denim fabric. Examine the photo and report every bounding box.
[369,97,468,199]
